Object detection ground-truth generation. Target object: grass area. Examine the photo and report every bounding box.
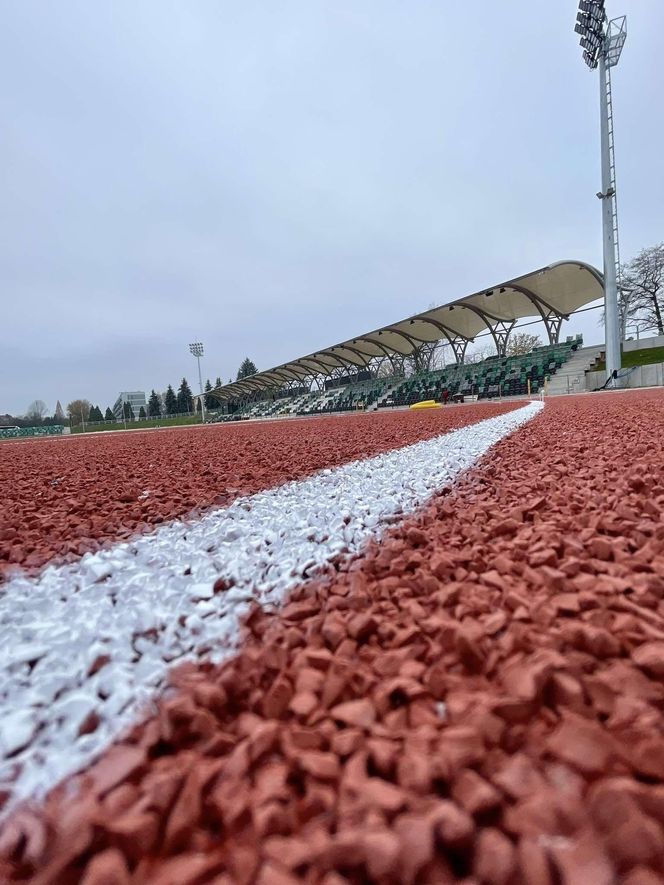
[71,415,204,433]
[593,345,664,373]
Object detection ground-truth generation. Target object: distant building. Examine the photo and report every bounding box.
[113,391,147,420]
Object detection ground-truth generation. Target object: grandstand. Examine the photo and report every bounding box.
[211,338,582,422]
[380,339,579,408]
[204,260,602,421]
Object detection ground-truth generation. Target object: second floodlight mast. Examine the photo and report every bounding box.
[189,341,206,424]
[575,1,626,385]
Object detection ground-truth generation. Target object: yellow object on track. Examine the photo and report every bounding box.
[409,400,441,410]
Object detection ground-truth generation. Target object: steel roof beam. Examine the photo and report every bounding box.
[359,334,411,357]
[351,337,395,360]
[412,317,474,364]
[330,344,373,366]
[502,283,569,345]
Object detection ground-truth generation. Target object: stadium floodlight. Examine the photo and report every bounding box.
[574,2,626,386]
[583,50,598,69]
[188,341,206,423]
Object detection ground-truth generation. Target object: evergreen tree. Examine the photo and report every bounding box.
[164,385,177,415]
[236,358,258,380]
[104,407,114,421]
[204,379,215,410]
[176,378,193,414]
[148,389,161,418]
[215,376,222,389]
[93,405,104,421]
[139,406,146,419]
[123,401,134,421]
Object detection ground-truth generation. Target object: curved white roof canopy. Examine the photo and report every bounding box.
[209,260,603,400]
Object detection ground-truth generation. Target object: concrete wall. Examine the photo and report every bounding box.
[586,362,664,391]
[623,335,664,352]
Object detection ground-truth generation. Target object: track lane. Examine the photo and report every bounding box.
[2,392,663,883]
[0,405,539,827]
[0,404,517,577]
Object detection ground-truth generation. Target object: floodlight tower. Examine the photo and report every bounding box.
[189,341,206,423]
[574,1,626,385]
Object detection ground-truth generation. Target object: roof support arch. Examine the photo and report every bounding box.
[268,369,308,386]
[455,303,516,357]
[293,357,340,375]
[280,368,311,382]
[329,345,372,367]
[315,350,368,369]
[385,326,435,348]
[236,377,269,393]
[353,337,406,374]
[360,335,411,357]
[490,319,517,357]
[448,337,470,364]
[504,283,569,345]
[412,317,472,364]
[205,388,229,403]
[352,337,396,361]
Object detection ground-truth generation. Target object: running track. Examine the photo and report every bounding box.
[2,393,664,884]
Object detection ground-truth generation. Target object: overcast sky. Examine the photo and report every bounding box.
[1,1,662,415]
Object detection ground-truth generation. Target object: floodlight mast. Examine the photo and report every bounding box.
[575,2,626,385]
[188,341,206,423]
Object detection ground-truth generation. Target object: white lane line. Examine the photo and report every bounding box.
[0,401,542,813]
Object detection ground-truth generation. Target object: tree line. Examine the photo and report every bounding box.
[7,357,261,427]
[67,378,199,426]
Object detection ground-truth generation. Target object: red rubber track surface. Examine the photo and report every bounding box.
[0,404,515,577]
[3,391,664,884]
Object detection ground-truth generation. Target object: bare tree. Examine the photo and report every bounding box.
[599,273,639,341]
[400,301,447,375]
[26,399,48,422]
[618,275,639,340]
[67,399,91,426]
[621,244,664,336]
[506,333,542,356]
[405,341,438,375]
[466,341,497,364]
[374,357,404,378]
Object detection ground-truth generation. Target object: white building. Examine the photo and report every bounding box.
[112,391,147,420]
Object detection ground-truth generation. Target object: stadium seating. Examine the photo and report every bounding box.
[379,339,581,408]
[210,338,582,423]
[296,378,395,415]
